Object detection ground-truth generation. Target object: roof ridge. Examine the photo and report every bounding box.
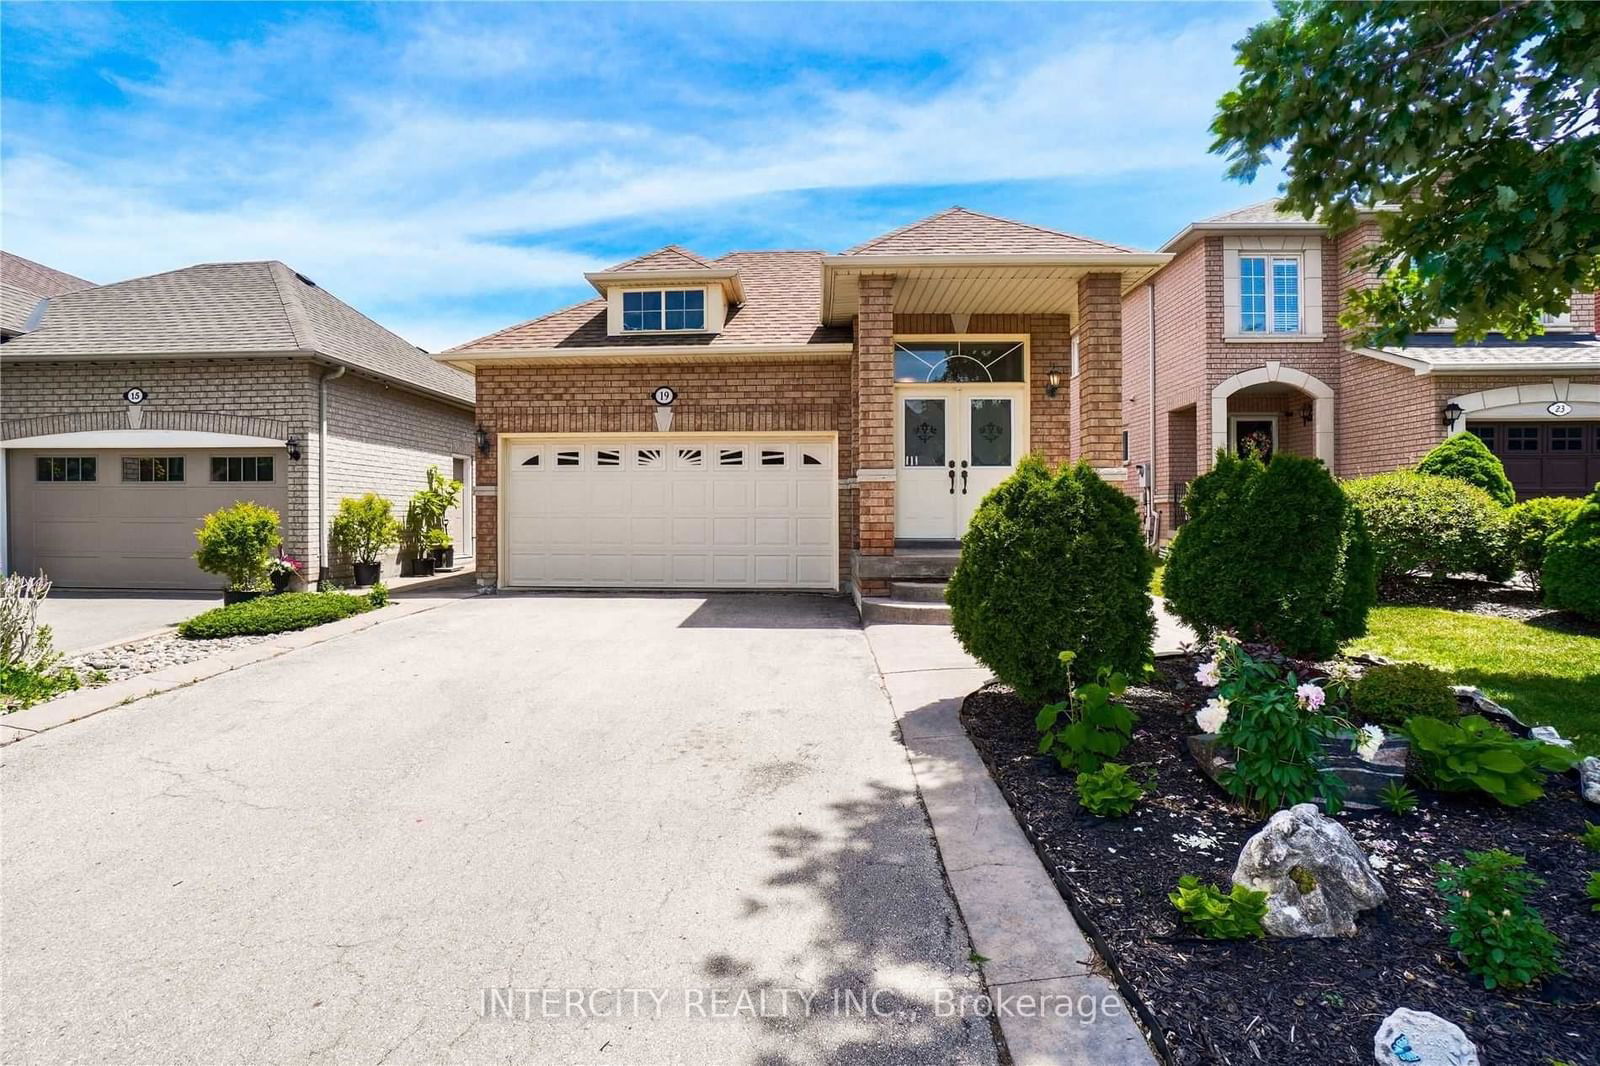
[943,206,1133,253]
[843,207,967,254]
[447,295,605,353]
[266,261,317,351]
[604,244,714,272]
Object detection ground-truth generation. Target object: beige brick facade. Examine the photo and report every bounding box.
[1,358,473,579]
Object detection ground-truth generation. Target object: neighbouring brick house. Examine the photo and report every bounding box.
[1,255,476,589]
[1122,201,1600,540]
[440,209,1169,617]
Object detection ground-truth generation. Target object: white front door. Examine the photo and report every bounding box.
[896,389,1021,540]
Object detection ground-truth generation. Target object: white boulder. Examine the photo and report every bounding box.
[1232,802,1386,938]
[1581,756,1600,806]
[1374,1008,1479,1066]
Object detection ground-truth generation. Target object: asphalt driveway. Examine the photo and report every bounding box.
[37,590,220,654]
[2,594,996,1065]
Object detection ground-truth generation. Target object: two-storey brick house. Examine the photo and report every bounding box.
[1121,201,1600,540]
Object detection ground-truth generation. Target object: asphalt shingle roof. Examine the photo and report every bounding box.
[1,260,473,404]
[603,245,716,273]
[842,206,1136,256]
[1380,330,1600,368]
[452,250,851,352]
[1,252,95,335]
[1194,199,1316,226]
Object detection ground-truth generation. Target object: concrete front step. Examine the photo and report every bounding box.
[889,580,948,603]
[861,597,952,625]
[853,549,960,582]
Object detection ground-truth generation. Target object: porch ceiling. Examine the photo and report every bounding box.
[820,255,1171,326]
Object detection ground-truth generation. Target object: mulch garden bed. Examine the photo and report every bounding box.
[1381,575,1600,636]
[961,658,1599,1066]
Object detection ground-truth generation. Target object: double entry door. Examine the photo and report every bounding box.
[896,387,1022,540]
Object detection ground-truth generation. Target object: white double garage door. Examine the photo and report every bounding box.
[502,435,838,590]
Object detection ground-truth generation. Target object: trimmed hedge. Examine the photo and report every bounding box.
[1543,482,1600,620]
[1164,453,1376,658]
[1507,496,1583,589]
[1343,470,1509,581]
[178,591,375,639]
[1416,432,1515,507]
[947,457,1154,703]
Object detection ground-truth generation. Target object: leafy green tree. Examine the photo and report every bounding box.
[1214,1,1600,344]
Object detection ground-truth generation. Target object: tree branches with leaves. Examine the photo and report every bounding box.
[1213,0,1600,344]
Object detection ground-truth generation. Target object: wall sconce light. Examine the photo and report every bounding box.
[285,435,301,460]
[1441,402,1463,430]
[1045,368,1062,398]
[1285,402,1313,426]
[475,424,491,456]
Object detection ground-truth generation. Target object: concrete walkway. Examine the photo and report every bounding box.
[3,593,996,1065]
[864,624,1158,1066]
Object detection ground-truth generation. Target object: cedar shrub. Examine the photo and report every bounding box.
[1543,482,1600,620]
[1416,432,1515,507]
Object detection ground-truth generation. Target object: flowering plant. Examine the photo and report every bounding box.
[1198,637,1345,814]
[267,552,303,577]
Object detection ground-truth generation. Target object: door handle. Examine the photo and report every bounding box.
[960,461,969,494]
[947,460,956,494]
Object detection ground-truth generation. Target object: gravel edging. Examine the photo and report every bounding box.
[66,631,281,684]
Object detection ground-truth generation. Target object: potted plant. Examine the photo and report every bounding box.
[194,501,282,604]
[402,466,463,575]
[330,493,400,587]
[267,551,303,594]
[428,529,454,570]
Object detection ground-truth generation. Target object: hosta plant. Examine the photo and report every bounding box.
[1405,715,1579,807]
[1169,876,1268,940]
[1582,822,1600,854]
[1436,849,1563,990]
[1035,652,1136,774]
[1074,763,1150,818]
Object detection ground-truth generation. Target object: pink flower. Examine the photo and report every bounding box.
[1295,682,1325,711]
[1194,659,1220,687]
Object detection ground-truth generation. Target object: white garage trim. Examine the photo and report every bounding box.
[2,430,287,449]
[498,432,839,591]
[1447,380,1600,433]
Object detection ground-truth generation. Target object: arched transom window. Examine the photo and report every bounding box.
[894,341,1025,383]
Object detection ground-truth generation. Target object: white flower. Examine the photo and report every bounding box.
[1195,697,1231,734]
[1355,724,1386,762]
[1296,682,1326,711]
[1194,659,1221,687]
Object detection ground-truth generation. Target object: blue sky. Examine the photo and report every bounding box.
[1,1,1284,350]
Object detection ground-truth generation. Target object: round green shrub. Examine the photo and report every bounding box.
[193,501,282,592]
[1543,481,1600,620]
[1343,470,1510,581]
[1163,453,1376,658]
[1507,496,1584,590]
[1416,432,1515,507]
[1350,662,1459,727]
[947,457,1154,703]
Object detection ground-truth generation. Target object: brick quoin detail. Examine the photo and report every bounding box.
[1073,272,1123,467]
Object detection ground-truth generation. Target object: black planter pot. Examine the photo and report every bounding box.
[352,561,382,587]
[269,571,292,594]
[407,556,436,578]
[430,546,454,570]
[224,588,264,606]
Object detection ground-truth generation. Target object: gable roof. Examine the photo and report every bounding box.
[604,245,715,273]
[1,260,473,406]
[1194,199,1313,226]
[2,251,95,336]
[447,250,851,360]
[843,207,1136,256]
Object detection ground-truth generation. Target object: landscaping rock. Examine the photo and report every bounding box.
[1373,1008,1479,1066]
[1580,757,1600,806]
[1186,733,1406,811]
[1453,685,1529,735]
[1232,802,1387,938]
[1529,725,1574,748]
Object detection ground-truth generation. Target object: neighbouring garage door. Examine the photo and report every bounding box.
[1471,422,1600,500]
[7,448,288,589]
[502,435,838,589]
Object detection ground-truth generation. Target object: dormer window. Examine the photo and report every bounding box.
[622,289,705,332]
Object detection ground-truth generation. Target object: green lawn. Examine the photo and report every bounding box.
[1346,606,1600,756]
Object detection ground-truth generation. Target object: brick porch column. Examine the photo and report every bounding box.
[1071,272,1124,471]
[855,274,896,587]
